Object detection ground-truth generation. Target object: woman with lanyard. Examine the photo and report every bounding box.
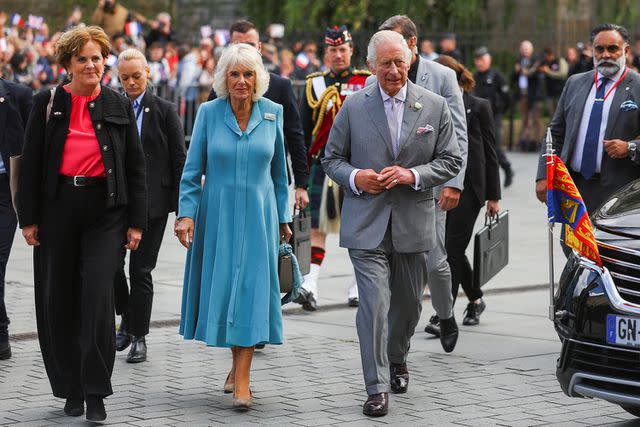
[18,27,147,422]
[114,48,186,364]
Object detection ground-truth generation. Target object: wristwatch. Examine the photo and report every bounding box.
[629,140,638,162]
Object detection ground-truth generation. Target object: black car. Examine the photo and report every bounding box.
[554,178,640,416]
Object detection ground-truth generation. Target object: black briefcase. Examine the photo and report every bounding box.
[291,208,311,275]
[473,210,509,288]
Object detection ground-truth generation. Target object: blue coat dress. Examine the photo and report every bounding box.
[178,97,291,347]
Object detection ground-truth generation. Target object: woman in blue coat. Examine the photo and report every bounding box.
[175,43,292,410]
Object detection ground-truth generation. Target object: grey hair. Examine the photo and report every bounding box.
[366,30,412,70]
[118,48,148,66]
[213,43,270,101]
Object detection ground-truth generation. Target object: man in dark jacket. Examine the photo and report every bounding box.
[0,78,32,360]
[207,20,309,209]
[473,47,514,187]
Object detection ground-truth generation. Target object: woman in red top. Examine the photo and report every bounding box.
[18,26,147,422]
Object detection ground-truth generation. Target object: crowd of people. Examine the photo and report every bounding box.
[1,0,639,423]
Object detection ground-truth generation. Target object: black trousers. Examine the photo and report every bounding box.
[114,215,168,336]
[494,114,512,173]
[34,182,125,398]
[445,188,484,304]
[0,175,17,337]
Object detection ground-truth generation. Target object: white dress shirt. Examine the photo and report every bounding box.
[570,67,624,174]
[349,84,421,195]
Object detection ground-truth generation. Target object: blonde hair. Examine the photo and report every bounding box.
[213,43,270,101]
[118,48,148,67]
[56,26,111,68]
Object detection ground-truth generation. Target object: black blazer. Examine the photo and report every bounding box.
[18,84,147,230]
[208,72,308,188]
[136,91,186,218]
[463,92,501,203]
[0,79,33,177]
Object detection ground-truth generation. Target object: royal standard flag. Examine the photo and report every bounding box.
[546,154,602,266]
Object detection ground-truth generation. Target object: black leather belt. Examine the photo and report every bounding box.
[60,175,106,187]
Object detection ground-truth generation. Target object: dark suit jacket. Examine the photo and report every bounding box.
[536,70,640,212]
[463,92,501,203]
[208,72,308,188]
[137,91,186,218]
[0,79,33,177]
[19,84,147,230]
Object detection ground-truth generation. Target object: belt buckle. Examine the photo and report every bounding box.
[73,175,85,187]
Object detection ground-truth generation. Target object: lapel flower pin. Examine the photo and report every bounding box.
[412,101,422,110]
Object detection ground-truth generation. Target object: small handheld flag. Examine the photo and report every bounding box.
[10,14,23,28]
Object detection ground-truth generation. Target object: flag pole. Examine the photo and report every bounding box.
[545,127,555,321]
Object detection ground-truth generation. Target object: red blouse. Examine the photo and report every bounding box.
[58,85,106,177]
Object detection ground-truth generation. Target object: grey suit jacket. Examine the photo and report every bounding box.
[366,57,468,193]
[322,81,463,253]
[536,69,640,211]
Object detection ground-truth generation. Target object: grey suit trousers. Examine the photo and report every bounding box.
[426,188,454,320]
[349,223,428,395]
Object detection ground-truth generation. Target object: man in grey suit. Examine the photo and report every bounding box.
[323,30,462,417]
[535,24,640,215]
[376,15,468,344]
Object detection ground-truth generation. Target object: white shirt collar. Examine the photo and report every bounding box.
[132,91,146,105]
[597,65,626,84]
[379,83,407,103]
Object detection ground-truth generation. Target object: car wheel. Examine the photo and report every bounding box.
[621,405,640,417]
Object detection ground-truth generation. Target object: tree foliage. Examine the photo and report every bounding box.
[243,0,496,38]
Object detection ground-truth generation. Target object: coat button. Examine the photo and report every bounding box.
[109,192,115,197]
[89,102,95,108]
[102,145,108,151]
[107,169,112,174]
[96,123,102,130]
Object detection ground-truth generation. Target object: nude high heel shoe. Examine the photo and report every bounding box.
[232,389,252,410]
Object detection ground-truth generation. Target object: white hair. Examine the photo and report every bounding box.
[367,30,412,70]
[213,43,270,101]
[118,48,148,66]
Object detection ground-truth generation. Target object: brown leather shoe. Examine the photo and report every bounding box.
[390,363,409,394]
[362,392,388,417]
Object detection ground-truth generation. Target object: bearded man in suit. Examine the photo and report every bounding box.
[535,23,640,213]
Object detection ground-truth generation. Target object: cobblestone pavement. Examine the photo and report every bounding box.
[1,290,638,426]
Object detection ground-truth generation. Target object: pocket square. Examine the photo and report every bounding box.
[620,100,638,112]
[417,125,434,134]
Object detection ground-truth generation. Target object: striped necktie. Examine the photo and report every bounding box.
[580,77,609,179]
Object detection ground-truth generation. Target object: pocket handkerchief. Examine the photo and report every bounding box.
[417,124,434,134]
[620,100,638,112]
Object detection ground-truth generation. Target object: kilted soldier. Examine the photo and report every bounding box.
[296,25,370,310]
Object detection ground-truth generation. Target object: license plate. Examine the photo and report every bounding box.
[607,315,640,347]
